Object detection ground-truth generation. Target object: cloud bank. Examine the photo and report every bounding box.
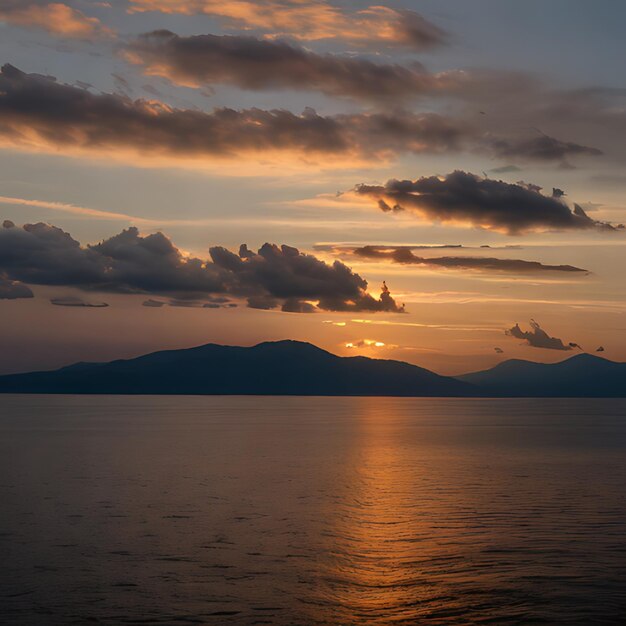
[355,171,616,234]
[127,1,447,50]
[0,65,603,171]
[0,221,404,313]
[126,30,439,101]
[0,64,469,166]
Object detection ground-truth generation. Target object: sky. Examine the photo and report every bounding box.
[1,0,626,376]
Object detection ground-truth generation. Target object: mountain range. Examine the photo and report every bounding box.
[0,341,623,397]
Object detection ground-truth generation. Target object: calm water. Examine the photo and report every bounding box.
[1,396,626,625]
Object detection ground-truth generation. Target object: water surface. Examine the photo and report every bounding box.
[1,395,626,624]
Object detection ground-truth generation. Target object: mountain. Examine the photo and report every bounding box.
[457,353,626,397]
[0,340,473,397]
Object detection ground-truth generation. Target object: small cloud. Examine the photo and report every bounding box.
[0,278,33,300]
[506,319,572,351]
[494,346,504,354]
[490,165,522,174]
[345,339,388,349]
[596,346,605,352]
[142,299,165,307]
[50,296,108,308]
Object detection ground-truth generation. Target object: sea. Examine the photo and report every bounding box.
[1,395,626,625]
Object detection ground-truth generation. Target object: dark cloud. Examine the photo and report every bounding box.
[506,320,572,351]
[0,222,404,313]
[209,244,404,312]
[354,171,615,234]
[0,64,467,164]
[486,134,602,165]
[50,296,109,308]
[350,245,588,273]
[0,277,34,299]
[494,347,504,354]
[0,65,602,168]
[142,298,165,307]
[112,73,132,97]
[596,346,605,352]
[126,31,441,101]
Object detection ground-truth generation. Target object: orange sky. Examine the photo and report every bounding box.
[0,0,625,375]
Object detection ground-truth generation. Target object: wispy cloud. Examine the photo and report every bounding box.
[0,1,112,38]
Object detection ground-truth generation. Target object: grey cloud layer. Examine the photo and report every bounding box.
[351,246,588,273]
[355,171,616,234]
[0,64,598,167]
[0,221,404,313]
[0,64,466,162]
[126,30,438,101]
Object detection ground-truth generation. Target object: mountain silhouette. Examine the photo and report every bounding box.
[0,340,473,396]
[1,343,623,397]
[457,353,626,397]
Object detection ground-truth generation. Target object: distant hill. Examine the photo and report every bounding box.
[0,340,473,397]
[1,343,623,397]
[457,353,626,397]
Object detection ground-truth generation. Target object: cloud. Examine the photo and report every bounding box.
[50,296,109,307]
[486,133,602,165]
[0,64,468,167]
[0,1,111,38]
[354,171,616,234]
[142,298,165,307]
[126,30,440,102]
[210,244,404,312]
[345,339,388,349]
[0,65,601,171]
[506,320,572,351]
[350,245,588,273]
[0,222,404,313]
[0,277,33,299]
[127,1,447,51]
[490,165,523,174]
[0,193,144,223]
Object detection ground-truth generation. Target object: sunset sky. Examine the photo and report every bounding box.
[1,0,626,376]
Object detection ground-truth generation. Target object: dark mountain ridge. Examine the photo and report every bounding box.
[0,340,473,396]
[0,342,623,397]
[457,353,626,397]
